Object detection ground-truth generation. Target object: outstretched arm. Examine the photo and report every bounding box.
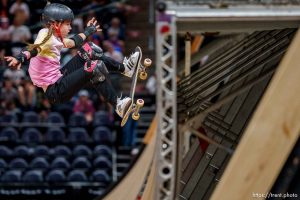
[65,17,102,48]
[4,47,39,70]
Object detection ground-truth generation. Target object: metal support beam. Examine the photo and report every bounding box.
[155,16,178,199]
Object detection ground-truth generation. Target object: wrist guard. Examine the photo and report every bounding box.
[83,25,97,38]
[16,52,28,64]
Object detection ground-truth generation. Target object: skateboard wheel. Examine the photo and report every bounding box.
[144,58,152,67]
[140,72,147,80]
[132,113,140,120]
[136,99,144,107]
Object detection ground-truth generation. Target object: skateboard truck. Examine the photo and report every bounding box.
[139,58,152,80]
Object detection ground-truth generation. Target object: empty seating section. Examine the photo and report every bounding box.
[0,110,115,196]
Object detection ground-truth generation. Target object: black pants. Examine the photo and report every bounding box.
[45,55,124,106]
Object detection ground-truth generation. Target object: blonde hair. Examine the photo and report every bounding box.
[26,27,54,52]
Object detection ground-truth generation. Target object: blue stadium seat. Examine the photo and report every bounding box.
[45,127,66,142]
[46,112,65,125]
[90,170,111,184]
[0,113,18,123]
[14,145,31,156]
[22,111,40,123]
[93,111,112,127]
[93,145,112,158]
[53,145,72,156]
[72,157,92,169]
[73,145,92,156]
[9,158,28,169]
[68,128,90,143]
[30,157,49,169]
[23,170,43,183]
[0,127,19,141]
[1,170,22,183]
[46,169,66,183]
[22,128,43,143]
[68,113,87,127]
[0,145,13,156]
[92,126,113,144]
[0,158,7,168]
[51,157,70,169]
[34,145,50,156]
[93,156,112,170]
[67,170,88,182]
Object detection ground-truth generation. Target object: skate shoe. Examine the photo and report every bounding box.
[115,96,132,118]
[122,47,141,78]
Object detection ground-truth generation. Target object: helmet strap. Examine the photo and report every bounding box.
[53,22,67,48]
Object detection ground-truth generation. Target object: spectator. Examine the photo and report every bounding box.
[103,40,124,63]
[17,76,37,110]
[106,31,124,53]
[73,90,96,124]
[8,10,31,56]
[9,0,30,21]
[3,68,25,86]
[0,77,19,114]
[107,17,125,41]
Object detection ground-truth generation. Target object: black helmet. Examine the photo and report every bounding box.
[42,3,74,24]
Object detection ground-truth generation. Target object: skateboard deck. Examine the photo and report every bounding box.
[121,46,152,127]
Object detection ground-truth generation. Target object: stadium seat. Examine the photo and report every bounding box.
[30,157,49,169]
[68,113,88,127]
[93,156,112,170]
[34,145,50,156]
[0,145,13,156]
[23,170,43,183]
[0,127,19,141]
[46,169,66,183]
[67,170,88,182]
[53,145,72,156]
[0,113,18,123]
[68,128,90,143]
[22,128,43,143]
[46,112,65,125]
[92,126,113,144]
[22,111,40,123]
[90,170,111,184]
[73,145,92,156]
[1,170,22,183]
[14,145,31,156]
[9,158,28,169]
[51,157,70,169]
[45,127,66,143]
[72,157,92,169]
[0,158,7,168]
[93,111,112,127]
[93,145,113,158]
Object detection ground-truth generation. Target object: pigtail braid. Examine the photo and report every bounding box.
[26,28,53,52]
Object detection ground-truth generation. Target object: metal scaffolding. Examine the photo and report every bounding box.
[155,18,178,199]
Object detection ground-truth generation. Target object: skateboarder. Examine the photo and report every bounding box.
[4,3,137,118]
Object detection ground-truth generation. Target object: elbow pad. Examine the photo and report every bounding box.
[70,34,84,48]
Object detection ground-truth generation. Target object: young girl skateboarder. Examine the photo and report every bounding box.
[4,3,139,118]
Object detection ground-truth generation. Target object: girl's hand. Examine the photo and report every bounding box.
[4,56,22,70]
[86,17,102,32]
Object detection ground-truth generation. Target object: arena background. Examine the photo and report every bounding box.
[0,0,300,200]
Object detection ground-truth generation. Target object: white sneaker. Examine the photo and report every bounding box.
[115,96,132,118]
[122,47,141,78]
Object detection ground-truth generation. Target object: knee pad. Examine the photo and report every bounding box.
[78,42,103,61]
[87,60,109,84]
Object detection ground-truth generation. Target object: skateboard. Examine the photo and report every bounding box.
[121,46,152,127]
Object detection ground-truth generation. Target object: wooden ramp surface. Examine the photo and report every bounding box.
[104,117,157,200]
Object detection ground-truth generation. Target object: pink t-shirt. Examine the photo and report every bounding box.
[29,28,63,88]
